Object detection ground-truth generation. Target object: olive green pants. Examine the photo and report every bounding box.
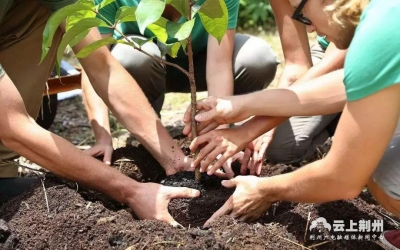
[0,0,62,177]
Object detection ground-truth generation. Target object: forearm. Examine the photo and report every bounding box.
[261,158,357,204]
[206,69,234,97]
[81,69,111,142]
[240,116,288,142]
[241,69,346,117]
[3,117,138,204]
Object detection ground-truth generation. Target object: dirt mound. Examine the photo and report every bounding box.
[0,138,397,249]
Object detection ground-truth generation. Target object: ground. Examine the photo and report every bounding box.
[2,31,399,249]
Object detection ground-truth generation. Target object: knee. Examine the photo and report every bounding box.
[234,35,279,90]
[368,181,400,217]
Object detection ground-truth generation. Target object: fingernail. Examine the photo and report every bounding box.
[105,161,111,165]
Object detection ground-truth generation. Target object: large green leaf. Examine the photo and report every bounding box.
[198,0,228,43]
[115,6,137,23]
[147,17,168,42]
[96,0,116,11]
[55,18,108,75]
[135,0,165,34]
[157,41,181,58]
[191,3,201,19]
[166,19,195,41]
[166,0,189,18]
[41,3,95,62]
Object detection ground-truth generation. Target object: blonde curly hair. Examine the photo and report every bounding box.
[325,0,370,27]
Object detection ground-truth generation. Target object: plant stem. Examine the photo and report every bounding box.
[186,0,201,182]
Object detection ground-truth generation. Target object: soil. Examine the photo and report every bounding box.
[1,136,398,249]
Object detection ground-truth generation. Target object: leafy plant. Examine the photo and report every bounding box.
[41,0,229,182]
[238,0,274,30]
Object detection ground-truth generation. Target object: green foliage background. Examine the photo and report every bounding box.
[238,0,275,31]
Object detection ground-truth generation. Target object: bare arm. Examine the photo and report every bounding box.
[0,73,138,203]
[263,84,400,203]
[74,28,189,174]
[206,29,235,98]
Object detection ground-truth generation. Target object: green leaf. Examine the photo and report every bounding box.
[56,18,108,71]
[41,3,95,62]
[166,19,195,41]
[180,39,187,52]
[69,29,91,48]
[191,3,201,19]
[198,0,228,43]
[75,36,118,58]
[135,0,165,34]
[157,41,181,58]
[115,6,137,23]
[147,17,168,42]
[166,0,189,18]
[125,36,155,47]
[96,0,116,10]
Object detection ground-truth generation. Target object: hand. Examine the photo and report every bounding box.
[212,152,245,179]
[204,176,271,227]
[241,130,275,176]
[165,154,194,176]
[128,182,200,227]
[189,127,251,176]
[183,96,248,137]
[84,139,114,165]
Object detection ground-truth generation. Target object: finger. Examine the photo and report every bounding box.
[83,147,101,157]
[221,178,237,189]
[213,169,230,179]
[168,186,201,199]
[222,159,235,179]
[182,122,192,136]
[249,157,255,175]
[241,148,252,175]
[200,146,223,173]
[258,142,268,162]
[192,142,216,171]
[195,109,217,123]
[103,147,113,165]
[198,121,220,136]
[203,196,233,228]
[207,152,232,176]
[189,134,211,152]
[254,161,263,176]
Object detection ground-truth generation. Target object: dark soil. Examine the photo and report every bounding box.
[0,137,398,249]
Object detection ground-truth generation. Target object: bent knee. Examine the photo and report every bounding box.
[368,180,400,217]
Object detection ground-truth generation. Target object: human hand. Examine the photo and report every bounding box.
[165,154,194,176]
[211,152,245,179]
[84,139,114,165]
[189,127,251,176]
[128,182,200,227]
[204,176,271,227]
[241,130,275,176]
[183,96,248,137]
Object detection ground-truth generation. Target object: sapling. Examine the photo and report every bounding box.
[41,0,229,182]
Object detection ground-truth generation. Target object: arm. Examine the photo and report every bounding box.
[0,72,199,224]
[270,0,312,87]
[206,29,235,98]
[263,83,400,203]
[293,42,347,85]
[73,28,189,174]
[81,33,113,164]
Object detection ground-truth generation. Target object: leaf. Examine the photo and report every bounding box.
[69,29,91,47]
[41,3,95,62]
[96,0,116,10]
[125,36,155,47]
[180,39,187,52]
[191,3,201,19]
[135,0,165,34]
[157,41,181,58]
[75,37,118,58]
[66,10,96,31]
[166,0,189,18]
[115,6,137,23]
[55,18,108,71]
[198,0,228,43]
[166,19,195,41]
[147,17,168,42]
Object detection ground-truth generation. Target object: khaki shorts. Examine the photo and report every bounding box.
[0,0,62,177]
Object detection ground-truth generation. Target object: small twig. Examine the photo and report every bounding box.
[304,212,311,243]
[152,241,183,246]
[41,178,50,213]
[275,235,311,250]
[308,240,331,249]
